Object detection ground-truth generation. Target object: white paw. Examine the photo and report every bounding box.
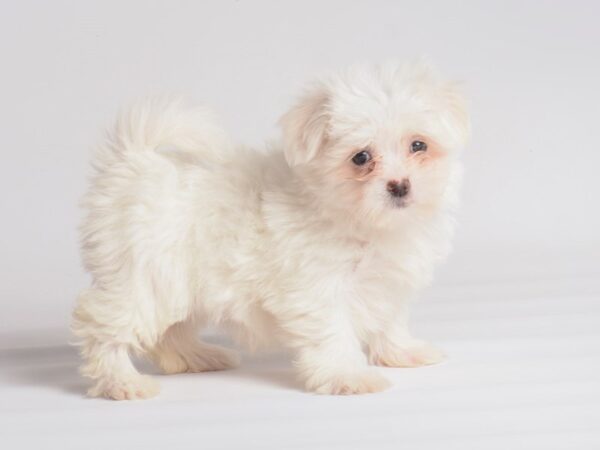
[306,369,391,395]
[89,375,160,400]
[185,346,240,373]
[158,345,240,374]
[370,340,446,368]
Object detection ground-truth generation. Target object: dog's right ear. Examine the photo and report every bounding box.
[279,85,329,167]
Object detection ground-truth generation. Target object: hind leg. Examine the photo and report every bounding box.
[73,289,164,400]
[151,321,240,374]
[81,340,160,400]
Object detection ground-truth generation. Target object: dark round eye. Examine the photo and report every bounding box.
[352,149,372,166]
[411,140,427,153]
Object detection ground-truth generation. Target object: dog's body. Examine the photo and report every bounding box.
[72,62,469,399]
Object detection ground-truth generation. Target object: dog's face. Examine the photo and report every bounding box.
[280,62,470,228]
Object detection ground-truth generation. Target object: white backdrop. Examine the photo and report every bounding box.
[1,0,599,339]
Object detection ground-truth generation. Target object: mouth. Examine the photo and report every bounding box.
[390,197,410,208]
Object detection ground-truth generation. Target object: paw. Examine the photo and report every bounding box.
[157,344,240,374]
[370,340,445,368]
[89,375,160,400]
[306,369,391,395]
[185,345,240,373]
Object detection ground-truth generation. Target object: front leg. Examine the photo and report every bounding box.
[296,334,391,395]
[368,317,446,368]
[273,291,391,395]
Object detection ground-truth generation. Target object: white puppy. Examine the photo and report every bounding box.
[72,61,469,400]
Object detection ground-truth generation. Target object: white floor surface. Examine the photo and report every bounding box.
[1,275,599,449]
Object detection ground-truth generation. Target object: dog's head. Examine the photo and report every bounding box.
[280,61,469,228]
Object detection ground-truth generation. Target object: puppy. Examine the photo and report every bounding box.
[72,61,469,400]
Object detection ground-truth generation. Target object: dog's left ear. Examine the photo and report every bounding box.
[437,82,470,150]
[279,85,329,167]
[407,59,470,150]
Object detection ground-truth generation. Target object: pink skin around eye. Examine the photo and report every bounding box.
[354,156,380,181]
[406,136,445,164]
[330,151,381,204]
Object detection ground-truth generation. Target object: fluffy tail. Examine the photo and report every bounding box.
[94,97,232,169]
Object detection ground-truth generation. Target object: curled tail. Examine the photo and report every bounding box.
[94,97,232,170]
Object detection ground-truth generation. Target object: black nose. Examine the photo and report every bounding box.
[387,179,410,198]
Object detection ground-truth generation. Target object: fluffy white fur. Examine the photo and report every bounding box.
[72,61,469,400]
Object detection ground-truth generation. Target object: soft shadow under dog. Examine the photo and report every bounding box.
[0,337,302,397]
[0,344,85,396]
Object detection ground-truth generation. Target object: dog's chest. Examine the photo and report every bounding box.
[347,242,398,290]
[346,237,417,301]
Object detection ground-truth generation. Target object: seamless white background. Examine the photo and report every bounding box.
[0,1,599,449]
[1,0,599,335]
